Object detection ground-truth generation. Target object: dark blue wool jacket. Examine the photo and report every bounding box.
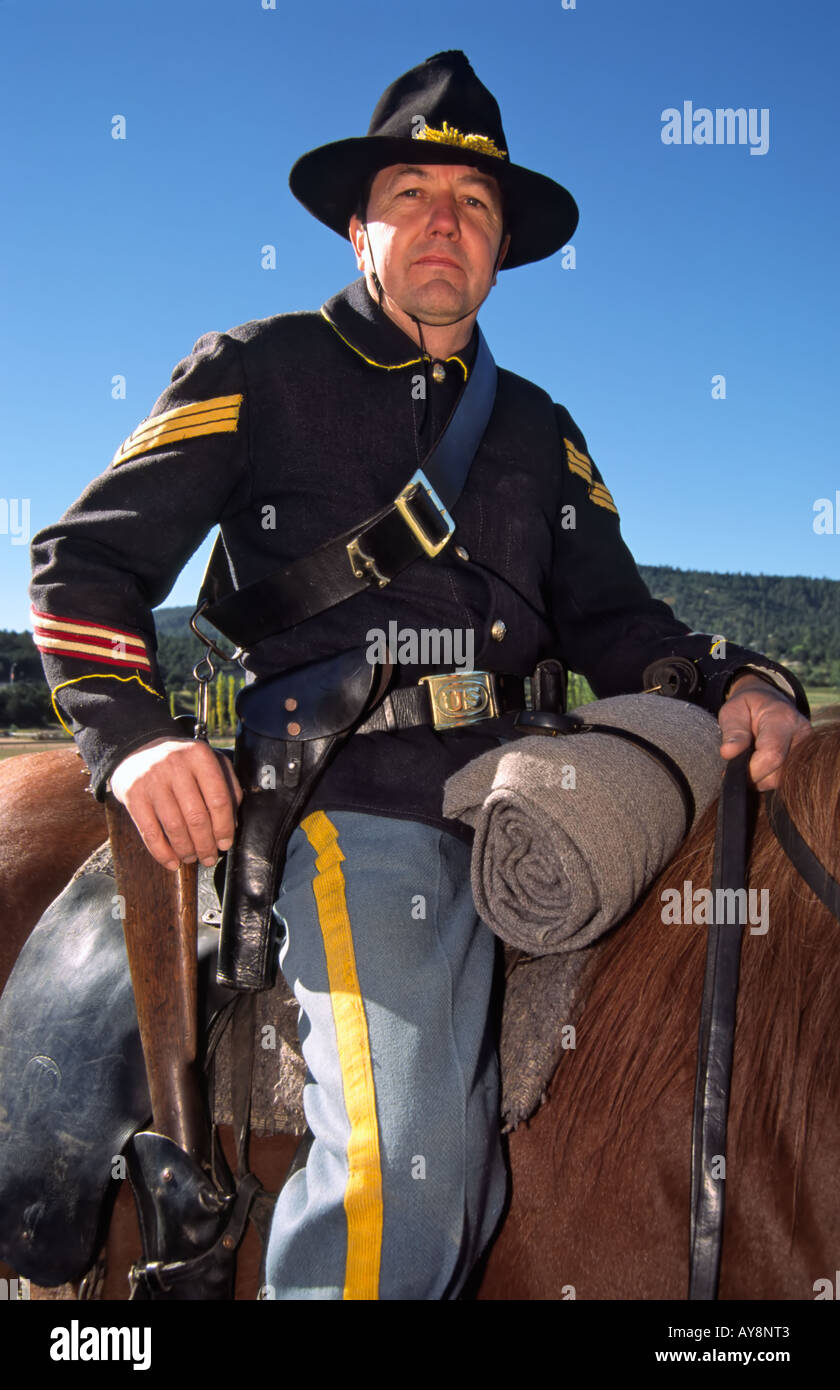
[29,278,806,838]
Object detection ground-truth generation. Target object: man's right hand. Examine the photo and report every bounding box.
[109,738,243,871]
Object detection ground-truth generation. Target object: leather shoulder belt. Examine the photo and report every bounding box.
[194,328,498,651]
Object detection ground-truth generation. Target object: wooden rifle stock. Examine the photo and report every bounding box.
[105,795,210,1165]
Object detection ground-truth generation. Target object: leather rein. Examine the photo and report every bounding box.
[688,744,840,1299]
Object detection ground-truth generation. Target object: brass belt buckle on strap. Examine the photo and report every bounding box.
[346,469,454,588]
[346,537,391,588]
[394,469,455,557]
[419,670,499,730]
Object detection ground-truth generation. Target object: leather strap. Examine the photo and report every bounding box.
[688,747,751,1300]
[356,673,529,734]
[128,1172,260,1300]
[513,710,696,832]
[765,792,840,922]
[217,651,390,993]
[196,328,498,648]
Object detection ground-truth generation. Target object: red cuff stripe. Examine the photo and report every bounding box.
[31,608,152,670]
[31,607,150,647]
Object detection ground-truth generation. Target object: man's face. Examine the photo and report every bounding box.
[349,162,510,326]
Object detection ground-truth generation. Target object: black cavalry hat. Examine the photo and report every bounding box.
[289,50,578,269]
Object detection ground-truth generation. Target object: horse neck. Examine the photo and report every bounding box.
[553,752,840,1246]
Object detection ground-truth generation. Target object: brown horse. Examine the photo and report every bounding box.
[1,719,838,1300]
[479,720,840,1300]
[0,746,106,996]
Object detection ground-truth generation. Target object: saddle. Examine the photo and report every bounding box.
[0,841,590,1288]
[0,854,234,1286]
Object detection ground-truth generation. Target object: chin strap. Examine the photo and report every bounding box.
[361,220,503,440]
[362,223,505,334]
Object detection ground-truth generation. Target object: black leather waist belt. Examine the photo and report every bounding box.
[356,670,531,734]
[217,655,565,992]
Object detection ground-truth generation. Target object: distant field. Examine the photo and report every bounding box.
[1,683,837,762]
[805,686,840,712]
[0,735,74,762]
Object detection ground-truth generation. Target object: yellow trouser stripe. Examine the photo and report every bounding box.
[300,810,383,1301]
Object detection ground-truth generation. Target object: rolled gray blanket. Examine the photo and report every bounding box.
[443,694,723,954]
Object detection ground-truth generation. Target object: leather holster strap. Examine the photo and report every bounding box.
[217,649,390,992]
[199,501,445,650]
[217,730,339,992]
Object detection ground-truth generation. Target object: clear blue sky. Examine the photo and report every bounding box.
[1,0,838,632]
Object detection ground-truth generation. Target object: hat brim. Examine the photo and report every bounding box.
[289,136,578,269]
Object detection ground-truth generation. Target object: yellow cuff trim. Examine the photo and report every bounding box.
[111,394,243,467]
[50,673,165,734]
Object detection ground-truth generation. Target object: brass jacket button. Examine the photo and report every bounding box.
[454,545,470,561]
[490,619,507,642]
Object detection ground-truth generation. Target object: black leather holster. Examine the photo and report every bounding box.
[127,1131,258,1301]
[217,648,390,992]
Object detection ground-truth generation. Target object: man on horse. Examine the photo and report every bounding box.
[29,51,811,1299]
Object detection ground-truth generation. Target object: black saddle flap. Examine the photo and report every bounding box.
[0,867,231,1286]
[236,648,379,741]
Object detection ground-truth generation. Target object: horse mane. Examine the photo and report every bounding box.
[551,720,840,1212]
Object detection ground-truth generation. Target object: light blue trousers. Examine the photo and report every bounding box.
[261,810,506,1300]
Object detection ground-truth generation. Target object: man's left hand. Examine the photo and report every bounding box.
[717,674,812,790]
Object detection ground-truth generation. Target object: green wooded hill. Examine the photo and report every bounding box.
[2,567,838,728]
[637,566,839,685]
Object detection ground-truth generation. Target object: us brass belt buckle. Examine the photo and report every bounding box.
[419,670,499,730]
[394,469,455,557]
